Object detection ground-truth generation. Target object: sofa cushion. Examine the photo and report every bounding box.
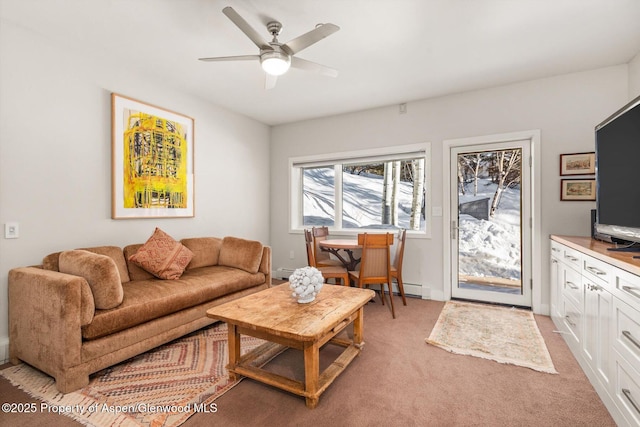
[218,237,263,274]
[76,246,130,283]
[42,251,62,271]
[81,266,266,340]
[181,237,222,270]
[128,228,194,280]
[124,244,155,281]
[59,250,124,310]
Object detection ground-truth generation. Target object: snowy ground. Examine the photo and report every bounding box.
[303,168,423,229]
[303,169,521,282]
[458,179,521,281]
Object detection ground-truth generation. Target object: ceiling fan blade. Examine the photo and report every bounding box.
[198,55,260,62]
[265,73,277,90]
[291,57,338,78]
[282,23,340,55]
[222,6,272,50]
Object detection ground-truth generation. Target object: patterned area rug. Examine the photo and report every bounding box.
[1,323,281,427]
[426,300,557,374]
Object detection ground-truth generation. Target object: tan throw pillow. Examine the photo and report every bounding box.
[128,228,194,280]
[59,250,124,310]
[76,245,131,283]
[218,236,263,274]
[181,237,222,270]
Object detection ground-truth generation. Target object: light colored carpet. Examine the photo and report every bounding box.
[426,300,557,374]
[0,322,280,427]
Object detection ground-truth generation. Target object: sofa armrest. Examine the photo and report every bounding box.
[8,267,95,371]
[259,246,272,286]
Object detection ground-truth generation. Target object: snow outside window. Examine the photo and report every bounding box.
[290,144,431,236]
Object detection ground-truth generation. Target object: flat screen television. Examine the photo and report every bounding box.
[595,93,640,245]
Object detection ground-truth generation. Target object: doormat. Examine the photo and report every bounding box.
[1,322,283,427]
[426,300,557,374]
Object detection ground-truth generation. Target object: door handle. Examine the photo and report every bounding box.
[622,389,640,415]
[585,266,606,276]
[451,220,458,240]
[566,281,579,290]
[622,330,640,351]
[622,285,640,300]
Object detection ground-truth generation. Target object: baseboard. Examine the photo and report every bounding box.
[0,336,9,364]
[427,288,445,301]
[394,282,418,298]
[538,303,550,316]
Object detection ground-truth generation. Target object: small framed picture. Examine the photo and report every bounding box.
[560,152,595,176]
[561,179,596,201]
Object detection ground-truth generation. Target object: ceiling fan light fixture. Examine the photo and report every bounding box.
[261,51,291,76]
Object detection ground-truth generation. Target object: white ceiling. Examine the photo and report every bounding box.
[2,0,640,125]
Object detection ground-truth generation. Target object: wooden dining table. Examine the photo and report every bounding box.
[318,239,361,271]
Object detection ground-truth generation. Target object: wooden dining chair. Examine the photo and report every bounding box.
[348,232,396,318]
[311,226,343,268]
[391,229,408,306]
[305,229,349,285]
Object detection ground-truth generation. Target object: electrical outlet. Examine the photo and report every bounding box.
[5,222,19,239]
[289,250,295,259]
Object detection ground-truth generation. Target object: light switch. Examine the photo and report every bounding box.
[5,222,19,239]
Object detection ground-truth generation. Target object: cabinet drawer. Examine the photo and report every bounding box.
[613,356,640,426]
[562,266,583,307]
[613,298,640,367]
[613,269,640,312]
[582,254,613,292]
[561,245,582,272]
[562,297,582,350]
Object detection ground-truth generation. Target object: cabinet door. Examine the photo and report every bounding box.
[583,277,614,393]
[613,355,640,427]
[613,297,640,369]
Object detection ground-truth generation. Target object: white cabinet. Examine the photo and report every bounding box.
[550,236,640,427]
[582,272,613,393]
[607,258,640,427]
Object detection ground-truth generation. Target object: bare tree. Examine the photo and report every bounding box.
[381,161,402,225]
[458,153,484,196]
[391,161,400,226]
[382,162,393,224]
[410,159,425,230]
[457,157,466,195]
[489,149,521,217]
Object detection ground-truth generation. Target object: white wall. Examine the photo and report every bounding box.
[270,65,629,312]
[0,21,271,359]
[629,52,640,99]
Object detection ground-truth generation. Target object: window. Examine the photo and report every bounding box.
[290,144,431,236]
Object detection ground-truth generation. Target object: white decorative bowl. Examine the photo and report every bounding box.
[289,266,324,303]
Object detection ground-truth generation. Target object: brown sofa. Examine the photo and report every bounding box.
[8,235,271,393]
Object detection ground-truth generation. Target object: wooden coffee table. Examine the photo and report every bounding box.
[206,283,375,408]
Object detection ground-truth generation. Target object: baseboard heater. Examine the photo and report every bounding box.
[275,268,296,280]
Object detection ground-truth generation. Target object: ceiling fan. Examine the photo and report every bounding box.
[199,6,340,89]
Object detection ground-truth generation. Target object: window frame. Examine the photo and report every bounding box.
[289,143,431,238]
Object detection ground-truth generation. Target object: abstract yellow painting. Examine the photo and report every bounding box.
[112,94,194,218]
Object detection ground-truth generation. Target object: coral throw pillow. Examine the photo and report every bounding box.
[129,228,194,280]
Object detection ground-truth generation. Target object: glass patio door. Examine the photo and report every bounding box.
[450,140,531,307]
